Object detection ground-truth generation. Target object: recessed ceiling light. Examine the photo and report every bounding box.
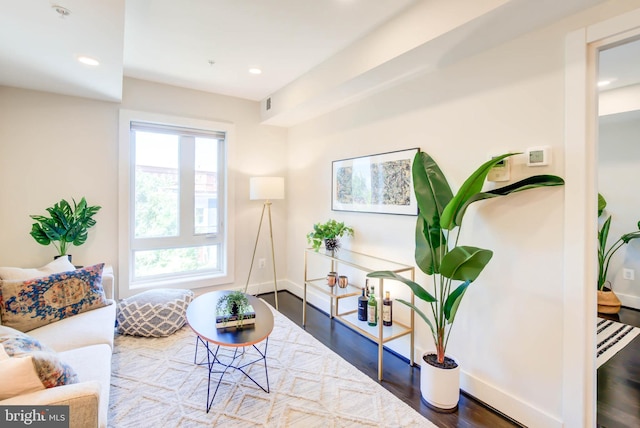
[249,68,262,75]
[78,56,100,66]
[52,5,71,18]
[598,78,617,87]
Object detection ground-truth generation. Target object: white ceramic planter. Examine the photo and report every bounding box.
[420,353,460,411]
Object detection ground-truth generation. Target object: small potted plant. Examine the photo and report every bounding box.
[597,193,640,313]
[215,291,253,327]
[306,219,354,253]
[29,197,102,262]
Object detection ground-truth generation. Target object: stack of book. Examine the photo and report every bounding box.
[215,306,256,328]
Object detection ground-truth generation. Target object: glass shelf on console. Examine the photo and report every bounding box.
[335,311,413,344]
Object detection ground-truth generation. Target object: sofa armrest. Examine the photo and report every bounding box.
[0,381,100,428]
[102,266,114,300]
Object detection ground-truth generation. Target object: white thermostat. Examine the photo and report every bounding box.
[526,146,551,167]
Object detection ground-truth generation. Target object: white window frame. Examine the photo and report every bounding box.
[118,110,235,298]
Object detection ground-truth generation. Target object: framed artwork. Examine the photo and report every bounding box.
[332,148,419,215]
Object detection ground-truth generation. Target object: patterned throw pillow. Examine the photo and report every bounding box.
[0,263,110,332]
[0,325,78,389]
[116,289,194,337]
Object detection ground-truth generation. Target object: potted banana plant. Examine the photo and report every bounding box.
[29,197,102,262]
[597,193,640,314]
[368,151,564,411]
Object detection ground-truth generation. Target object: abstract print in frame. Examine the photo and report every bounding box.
[332,148,419,215]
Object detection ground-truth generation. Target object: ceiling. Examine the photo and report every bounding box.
[2,0,636,122]
[0,0,417,103]
[599,36,640,91]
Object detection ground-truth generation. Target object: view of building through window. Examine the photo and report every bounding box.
[131,127,224,280]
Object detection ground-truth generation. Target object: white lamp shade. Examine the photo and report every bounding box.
[250,177,285,200]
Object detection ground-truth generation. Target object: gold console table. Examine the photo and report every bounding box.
[303,248,415,381]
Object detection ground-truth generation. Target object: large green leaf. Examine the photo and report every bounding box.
[444,280,471,323]
[29,223,52,246]
[440,153,518,230]
[415,216,432,274]
[451,175,565,226]
[415,216,446,275]
[440,246,493,281]
[599,216,611,255]
[397,298,436,338]
[412,152,452,274]
[598,193,607,217]
[412,152,453,228]
[367,270,436,303]
[621,230,640,244]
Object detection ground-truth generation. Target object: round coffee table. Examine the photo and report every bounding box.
[186,291,274,412]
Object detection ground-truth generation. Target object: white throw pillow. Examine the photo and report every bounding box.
[0,344,46,400]
[0,257,75,281]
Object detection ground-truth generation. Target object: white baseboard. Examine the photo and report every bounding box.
[283,277,564,428]
[460,372,562,428]
[616,291,640,310]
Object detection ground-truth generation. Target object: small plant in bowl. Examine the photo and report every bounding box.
[307,219,354,252]
[216,291,251,319]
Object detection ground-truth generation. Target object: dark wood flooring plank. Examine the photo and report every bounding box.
[597,306,640,428]
[261,293,640,427]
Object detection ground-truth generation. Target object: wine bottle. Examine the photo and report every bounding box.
[368,285,378,326]
[358,287,368,321]
[383,291,392,326]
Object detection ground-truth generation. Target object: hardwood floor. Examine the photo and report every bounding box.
[257,291,640,427]
[597,306,640,428]
[259,290,521,428]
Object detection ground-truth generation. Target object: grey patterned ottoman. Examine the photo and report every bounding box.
[116,289,194,337]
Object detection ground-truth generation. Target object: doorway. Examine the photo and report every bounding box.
[597,37,640,309]
[563,9,640,427]
[595,34,640,428]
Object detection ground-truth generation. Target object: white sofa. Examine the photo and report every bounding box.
[0,263,116,428]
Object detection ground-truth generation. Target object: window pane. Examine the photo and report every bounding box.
[133,245,219,279]
[134,131,179,238]
[194,137,218,235]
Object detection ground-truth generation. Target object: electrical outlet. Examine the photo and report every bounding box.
[258,258,266,269]
[623,268,635,280]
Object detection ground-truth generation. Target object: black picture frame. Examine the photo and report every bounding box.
[331,148,419,215]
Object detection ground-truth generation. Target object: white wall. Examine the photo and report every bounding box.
[0,86,119,267]
[284,2,640,426]
[600,83,640,115]
[598,110,640,308]
[0,79,288,295]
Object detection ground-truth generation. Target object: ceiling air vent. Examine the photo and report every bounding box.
[266,97,271,111]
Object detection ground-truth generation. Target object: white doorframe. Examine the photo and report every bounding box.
[564,8,640,427]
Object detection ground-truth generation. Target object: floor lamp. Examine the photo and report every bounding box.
[244,177,284,310]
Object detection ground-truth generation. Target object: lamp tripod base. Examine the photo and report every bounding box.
[244,201,279,310]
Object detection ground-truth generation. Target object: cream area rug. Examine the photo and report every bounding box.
[108,303,436,427]
[597,317,640,369]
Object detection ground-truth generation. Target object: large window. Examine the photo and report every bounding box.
[119,111,234,296]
